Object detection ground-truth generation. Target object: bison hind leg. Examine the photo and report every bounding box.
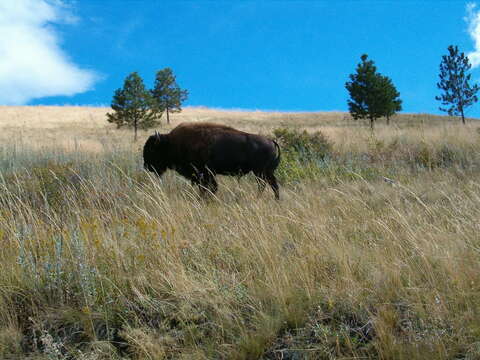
[267,173,280,200]
[198,171,218,197]
[255,171,280,200]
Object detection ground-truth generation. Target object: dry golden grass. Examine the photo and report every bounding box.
[0,106,480,359]
[1,105,478,152]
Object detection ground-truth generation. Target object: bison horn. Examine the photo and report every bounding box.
[155,130,160,138]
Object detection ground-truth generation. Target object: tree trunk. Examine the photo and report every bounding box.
[166,108,170,124]
[458,97,466,125]
[386,115,390,126]
[134,118,138,142]
[370,117,374,131]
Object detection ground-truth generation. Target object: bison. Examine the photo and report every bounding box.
[143,122,281,199]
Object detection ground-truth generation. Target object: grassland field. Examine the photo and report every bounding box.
[0,106,480,359]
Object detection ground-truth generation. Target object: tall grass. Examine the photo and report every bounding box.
[1,107,480,359]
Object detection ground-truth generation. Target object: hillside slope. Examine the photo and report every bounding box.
[0,106,479,359]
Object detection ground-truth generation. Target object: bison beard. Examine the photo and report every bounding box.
[143,122,281,199]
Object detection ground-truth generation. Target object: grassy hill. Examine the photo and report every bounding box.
[0,106,479,359]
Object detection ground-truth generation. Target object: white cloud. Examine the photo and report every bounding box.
[0,0,97,105]
[466,2,480,68]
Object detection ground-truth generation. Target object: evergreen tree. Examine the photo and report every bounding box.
[151,68,188,124]
[345,54,402,130]
[380,75,402,125]
[435,45,479,124]
[107,72,159,141]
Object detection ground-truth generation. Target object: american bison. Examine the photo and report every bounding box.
[143,122,281,199]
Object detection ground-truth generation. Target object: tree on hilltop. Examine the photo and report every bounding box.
[151,68,188,124]
[107,72,160,141]
[380,75,402,125]
[345,54,402,130]
[435,45,479,124]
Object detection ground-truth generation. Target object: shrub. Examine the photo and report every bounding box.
[272,128,333,183]
[273,128,332,163]
[411,143,465,170]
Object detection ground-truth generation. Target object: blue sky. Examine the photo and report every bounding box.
[3,1,480,117]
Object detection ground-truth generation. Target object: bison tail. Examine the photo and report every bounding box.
[272,140,281,168]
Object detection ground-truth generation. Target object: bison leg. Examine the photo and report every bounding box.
[255,172,280,200]
[269,175,280,200]
[198,172,218,197]
[266,174,280,200]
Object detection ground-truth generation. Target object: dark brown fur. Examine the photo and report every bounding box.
[143,122,281,199]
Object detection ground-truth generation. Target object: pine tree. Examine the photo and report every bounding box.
[380,75,402,125]
[107,72,159,141]
[435,45,479,124]
[345,54,402,130]
[151,68,188,124]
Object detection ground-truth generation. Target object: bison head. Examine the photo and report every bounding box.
[143,131,170,176]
